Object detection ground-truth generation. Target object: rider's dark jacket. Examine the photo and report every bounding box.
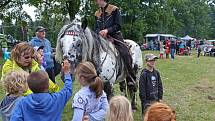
[94,3,137,93]
[94,4,122,40]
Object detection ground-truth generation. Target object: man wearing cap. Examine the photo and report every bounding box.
[139,53,163,114]
[29,26,56,83]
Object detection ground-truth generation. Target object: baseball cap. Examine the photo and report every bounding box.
[144,53,158,61]
[35,26,46,32]
[34,46,44,51]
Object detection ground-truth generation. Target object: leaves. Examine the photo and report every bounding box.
[0,0,215,44]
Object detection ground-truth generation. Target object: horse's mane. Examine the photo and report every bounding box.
[80,27,116,68]
[56,24,76,62]
[56,23,115,68]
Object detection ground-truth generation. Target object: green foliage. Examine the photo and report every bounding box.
[0,0,215,44]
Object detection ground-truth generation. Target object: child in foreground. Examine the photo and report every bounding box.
[72,61,108,121]
[144,102,176,121]
[0,71,29,121]
[106,95,134,121]
[10,59,72,121]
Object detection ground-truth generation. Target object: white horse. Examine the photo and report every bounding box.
[55,19,143,108]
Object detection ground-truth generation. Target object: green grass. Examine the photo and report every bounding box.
[0,51,215,121]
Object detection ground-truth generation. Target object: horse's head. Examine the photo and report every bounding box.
[56,19,89,73]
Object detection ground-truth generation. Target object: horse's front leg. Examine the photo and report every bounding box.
[127,84,137,111]
[126,76,138,111]
[104,82,114,101]
[119,80,127,97]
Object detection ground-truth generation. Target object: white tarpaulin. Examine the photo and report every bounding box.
[145,34,176,38]
[181,35,194,40]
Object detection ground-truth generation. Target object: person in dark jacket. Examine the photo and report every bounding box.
[94,0,136,100]
[139,53,163,114]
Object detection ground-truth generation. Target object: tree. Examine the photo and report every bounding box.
[209,1,215,39]
[1,0,215,43]
[0,0,81,45]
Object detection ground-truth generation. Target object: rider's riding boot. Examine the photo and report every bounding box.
[108,35,137,91]
[114,40,136,78]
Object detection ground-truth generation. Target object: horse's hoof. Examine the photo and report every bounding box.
[132,109,137,112]
[132,105,137,111]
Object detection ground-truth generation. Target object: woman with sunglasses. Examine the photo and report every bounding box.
[1,42,59,95]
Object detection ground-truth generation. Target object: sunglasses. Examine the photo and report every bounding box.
[24,56,34,59]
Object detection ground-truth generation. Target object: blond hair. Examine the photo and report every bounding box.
[2,71,29,95]
[106,96,134,121]
[11,42,35,62]
[144,102,176,121]
[75,61,103,98]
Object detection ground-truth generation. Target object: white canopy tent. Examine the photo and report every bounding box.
[181,35,195,41]
[144,34,176,43]
[144,34,177,50]
[145,34,176,38]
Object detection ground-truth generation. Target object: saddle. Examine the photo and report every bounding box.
[106,37,137,87]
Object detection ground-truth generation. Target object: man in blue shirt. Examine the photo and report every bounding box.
[29,26,56,83]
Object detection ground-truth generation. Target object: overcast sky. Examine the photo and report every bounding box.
[0,5,36,25]
[22,4,37,21]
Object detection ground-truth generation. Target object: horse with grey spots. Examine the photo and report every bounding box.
[55,20,143,109]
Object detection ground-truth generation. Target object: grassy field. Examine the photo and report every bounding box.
[0,51,215,121]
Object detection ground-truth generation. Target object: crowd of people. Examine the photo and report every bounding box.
[145,38,215,60]
[0,51,175,121]
[0,37,175,120]
[159,39,192,60]
[0,0,176,121]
